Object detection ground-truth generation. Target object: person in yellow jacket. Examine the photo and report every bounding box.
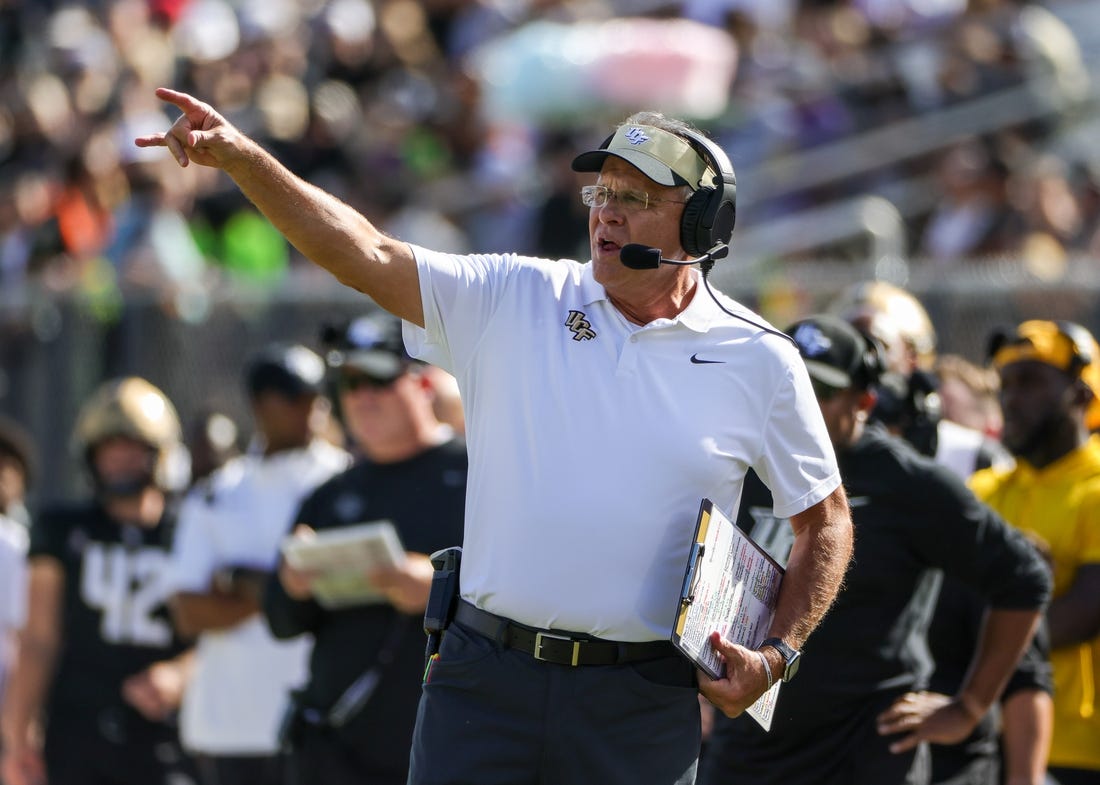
[971,319,1100,785]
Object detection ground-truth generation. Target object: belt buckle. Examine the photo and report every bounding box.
[534,631,581,666]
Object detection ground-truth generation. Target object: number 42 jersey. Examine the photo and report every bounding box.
[29,501,190,718]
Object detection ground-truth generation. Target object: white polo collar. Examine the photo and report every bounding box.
[579,263,720,334]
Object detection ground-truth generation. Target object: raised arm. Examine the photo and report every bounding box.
[134,88,423,325]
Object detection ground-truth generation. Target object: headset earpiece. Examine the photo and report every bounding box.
[856,331,885,390]
[676,129,737,258]
[680,187,718,258]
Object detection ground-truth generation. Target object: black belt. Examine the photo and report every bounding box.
[453,600,674,667]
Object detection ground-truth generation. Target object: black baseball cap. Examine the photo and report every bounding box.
[787,315,871,390]
[321,313,412,381]
[245,343,326,399]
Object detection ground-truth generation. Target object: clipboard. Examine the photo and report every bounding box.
[671,498,785,730]
[280,519,406,609]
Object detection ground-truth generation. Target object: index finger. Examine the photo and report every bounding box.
[153,86,206,114]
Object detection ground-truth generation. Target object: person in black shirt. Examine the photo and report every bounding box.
[0,377,197,785]
[832,291,1052,785]
[699,315,1051,785]
[263,313,466,785]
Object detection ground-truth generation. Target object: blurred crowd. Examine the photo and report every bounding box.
[1,0,1099,331]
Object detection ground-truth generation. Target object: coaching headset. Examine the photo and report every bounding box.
[853,328,887,391]
[675,127,738,257]
[576,123,738,259]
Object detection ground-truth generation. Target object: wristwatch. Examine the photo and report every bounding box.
[760,637,801,682]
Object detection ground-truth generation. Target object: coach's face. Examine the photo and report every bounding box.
[588,158,689,293]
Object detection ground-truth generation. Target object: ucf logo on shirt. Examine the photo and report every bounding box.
[565,310,597,342]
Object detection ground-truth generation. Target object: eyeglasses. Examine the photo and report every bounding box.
[340,372,401,393]
[811,378,846,402]
[580,185,687,212]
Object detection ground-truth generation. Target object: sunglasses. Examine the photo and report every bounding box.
[810,377,846,402]
[339,372,401,392]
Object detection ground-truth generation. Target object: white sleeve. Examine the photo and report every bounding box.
[166,492,219,593]
[403,244,528,374]
[754,350,841,519]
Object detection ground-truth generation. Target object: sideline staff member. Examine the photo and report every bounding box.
[972,320,1100,784]
[264,314,466,785]
[704,316,1050,785]
[167,345,349,785]
[138,90,854,785]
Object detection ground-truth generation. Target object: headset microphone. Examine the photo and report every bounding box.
[619,243,729,271]
[619,244,662,270]
[618,242,796,349]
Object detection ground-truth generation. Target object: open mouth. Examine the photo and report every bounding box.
[597,238,621,255]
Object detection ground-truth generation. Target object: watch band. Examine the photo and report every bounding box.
[760,637,801,683]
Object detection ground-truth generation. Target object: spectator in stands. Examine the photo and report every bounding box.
[0,0,1091,314]
[1005,154,1085,278]
[167,344,349,785]
[917,138,1014,265]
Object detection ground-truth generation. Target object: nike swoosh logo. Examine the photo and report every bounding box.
[690,353,725,364]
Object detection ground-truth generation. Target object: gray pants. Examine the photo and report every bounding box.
[408,620,701,785]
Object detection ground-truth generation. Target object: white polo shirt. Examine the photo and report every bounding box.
[405,247,839,641]
[168,439,349,754]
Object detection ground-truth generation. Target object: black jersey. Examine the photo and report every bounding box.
[28,501,189,720]
[263,438,467,781]
[703,423,1051,785]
